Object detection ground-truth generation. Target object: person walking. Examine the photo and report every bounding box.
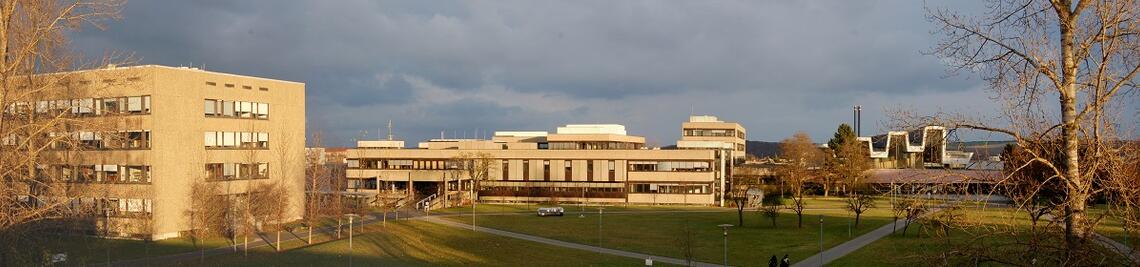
[780,254,790,267]
[768,255,778,267]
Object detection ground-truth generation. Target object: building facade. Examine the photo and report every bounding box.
[10,65,306,240]
[346,120,746,208]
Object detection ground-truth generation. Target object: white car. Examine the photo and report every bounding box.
[537,207,564,217]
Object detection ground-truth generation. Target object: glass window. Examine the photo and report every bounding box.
[257,103,269,119]
[222,101,234,116]
[204,99,217,116]
[127,96,143,112]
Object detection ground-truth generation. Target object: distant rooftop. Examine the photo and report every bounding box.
[688,115,723,123]
[556,124,627,135]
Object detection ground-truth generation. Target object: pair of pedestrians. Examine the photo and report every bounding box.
[768,254,790,267]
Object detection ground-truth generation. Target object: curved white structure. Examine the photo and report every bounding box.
[855,126,971,168]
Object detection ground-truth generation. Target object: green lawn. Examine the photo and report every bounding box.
[43,234,233,266]
[832,205,1134,266]
[175,220,662,267]
[442,202,893,266]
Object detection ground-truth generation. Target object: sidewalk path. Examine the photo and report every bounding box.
[420,216,724,267]
[789,219,904,267]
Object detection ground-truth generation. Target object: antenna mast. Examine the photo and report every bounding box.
[387,120,394,141]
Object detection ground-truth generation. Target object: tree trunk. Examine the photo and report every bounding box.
[276,230,281,251]
[1057,11,1086,250]
[854,213,861,228]
[307,226,312,244]
[737,207,744,227]
[797,212,803,228]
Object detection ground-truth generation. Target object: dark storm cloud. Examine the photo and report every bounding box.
[71,0,995,145]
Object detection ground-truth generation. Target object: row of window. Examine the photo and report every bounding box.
[630,184,709,194]
[72,197,153,217]
[347,159,461,170]
[204,99,269,119]
[16,195,152,217]
[548,142,643,150]
[41,130,152,150]
[205,163,269,181]
[206,81,270,91]
[628,161,712,172]
[506,160,617,182]
[204,131,269,149]
[683,128,745,139]
[4,96,152,117]
[52,165,152,184]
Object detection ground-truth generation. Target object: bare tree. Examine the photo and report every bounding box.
[760,193,782,227]
[675,219,697,266]
[186,181,226,262]
[925,0,1139,255]
[727,186,750,227]
[0,1,126,265]
[452,152,494,229]
[777,132,823,228]
[303,132,331,244]
[845,193,875,228]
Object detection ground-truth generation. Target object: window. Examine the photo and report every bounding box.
[237,101,252,118]
[543,160,550,181]
[259,87,269,91]
[206,82,217,86]
[523,160,530,181]
[632,184,652,193]
[96,165,118,182]
[222,101,234,116]
[100,98,119,115]
[564,161,572,181]
[587,161,594,181]
[242,85,252,90]
[123,166,150,183]
[256,103,269,119]
[628,161,711,172]
[224,83,235,88]
[502,161,509,180]
[608,160,616,181]
[205,163,224,180]
[204,99,217,116]
[126,96,146,113]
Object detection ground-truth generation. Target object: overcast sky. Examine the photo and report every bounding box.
[71,1,1068,146]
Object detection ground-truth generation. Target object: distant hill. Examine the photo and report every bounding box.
[747,141,781,158]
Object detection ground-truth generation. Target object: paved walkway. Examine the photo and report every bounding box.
[789,219,906,267]
[419,216,723,267]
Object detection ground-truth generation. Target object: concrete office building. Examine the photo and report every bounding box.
[345,118,748,208]
[9,65,305,240]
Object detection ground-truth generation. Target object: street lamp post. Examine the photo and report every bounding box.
[347,213,359,267]
[819,215,824,267]
[717,224,733,267]
[597,207,605,248]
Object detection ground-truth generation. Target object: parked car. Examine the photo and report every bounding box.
[537,207,564,217]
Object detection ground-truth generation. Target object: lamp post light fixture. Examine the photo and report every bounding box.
[717,224,733,267]
[597,207,605,248]
[347,213,360,267]
[819,215,825,267]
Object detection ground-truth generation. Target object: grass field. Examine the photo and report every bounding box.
[831,205,1134,266]
[440,199,896,266]
[179,220,660,267]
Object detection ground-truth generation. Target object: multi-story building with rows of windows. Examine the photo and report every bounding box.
[345,118,746,208]
[8,65,305,240]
